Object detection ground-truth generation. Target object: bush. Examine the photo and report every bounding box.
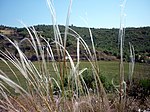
[139,79,150,97]
[128,78,150,101]
[82,70,95,89]
[82,71,114,93]
[100,74,114,93]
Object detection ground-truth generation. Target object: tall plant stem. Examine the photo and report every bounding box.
[118,0,126,111]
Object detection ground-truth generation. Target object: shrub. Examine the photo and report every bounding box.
[128,78,150,101]
[100,74,114,93]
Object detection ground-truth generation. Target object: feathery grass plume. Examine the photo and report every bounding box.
[118,0,127,111]
[46,0,111,111]
[67,26,110,111]
[47,0,65,100]
[63,0,73,102]
[128,42,135,86]
[0,33,53,111]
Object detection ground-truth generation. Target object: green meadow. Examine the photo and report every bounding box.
[1,60,149,87]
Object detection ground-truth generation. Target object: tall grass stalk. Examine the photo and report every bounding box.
[129,42,135,86]
[118,0,127,111]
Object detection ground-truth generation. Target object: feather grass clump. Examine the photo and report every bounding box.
[0,0,135,112]
[0,0,110,111]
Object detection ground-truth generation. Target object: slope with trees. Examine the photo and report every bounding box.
[0,25,150,62]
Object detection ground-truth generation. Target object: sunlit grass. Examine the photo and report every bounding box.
[1,60,149,88]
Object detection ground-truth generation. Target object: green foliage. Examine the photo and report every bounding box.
[82,69,95,89]
[100,74,114,93]
[128,78,150,101]
[1,25,150,62]
[139,79,150,91]
[82,70,114,93]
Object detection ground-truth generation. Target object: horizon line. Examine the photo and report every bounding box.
[0,24,150,29]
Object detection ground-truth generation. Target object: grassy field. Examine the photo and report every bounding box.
[0,60,149,85]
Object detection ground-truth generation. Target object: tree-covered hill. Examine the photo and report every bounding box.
[0,25,150,62]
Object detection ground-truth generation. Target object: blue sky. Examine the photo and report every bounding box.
[0,0,150,28]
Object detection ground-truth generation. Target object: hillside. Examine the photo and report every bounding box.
[0,25,150,62]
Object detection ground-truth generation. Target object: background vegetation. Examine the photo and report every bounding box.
[1,25,150,63]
